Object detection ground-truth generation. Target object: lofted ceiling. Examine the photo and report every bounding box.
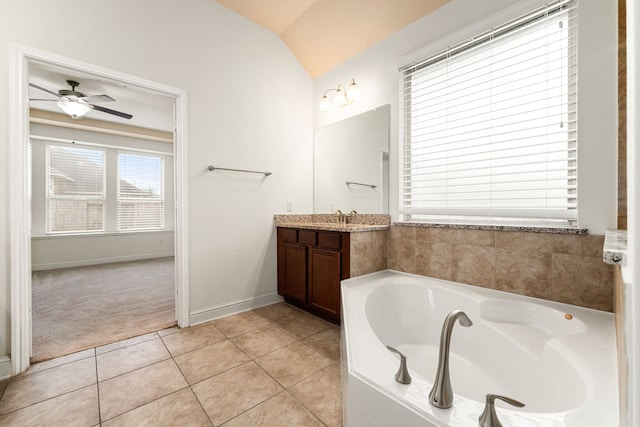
[28,1,450,131]
[214,0,450,78]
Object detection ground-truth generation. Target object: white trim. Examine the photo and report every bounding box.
[31,252,175,272]
[0,357,12,380]
[624,0,639,424]
[189,293,283,326]
[9,44,32,376]
[398,0,551,69]
[174,91,190,329]
[10,44,190,375]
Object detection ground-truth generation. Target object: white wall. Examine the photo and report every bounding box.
[0,0,313,358]
[624,0,639,424]
[313,0,618,235]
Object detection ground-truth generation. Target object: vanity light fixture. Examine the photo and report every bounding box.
[319,79,361,111]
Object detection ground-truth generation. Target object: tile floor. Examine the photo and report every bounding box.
[0,303,343,426]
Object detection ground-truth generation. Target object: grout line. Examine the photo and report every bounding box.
[93,349,102,425]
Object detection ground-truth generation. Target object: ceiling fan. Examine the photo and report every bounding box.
[29,79,133,120]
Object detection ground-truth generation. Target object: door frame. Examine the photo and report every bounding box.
[9,44,190,374]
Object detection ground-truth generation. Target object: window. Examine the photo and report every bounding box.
[400,0,577,226]
[117,152,165,231]
[46,145,105,233]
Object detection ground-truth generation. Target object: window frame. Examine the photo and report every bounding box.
[45,143,107,234]
[116,150,166,232]
[398,0,578,228]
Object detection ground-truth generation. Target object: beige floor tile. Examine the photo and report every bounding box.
[99,359,188,421]
[255,342,332,388]
[275,312,331,340]
[231,325,297,359]
[0,385,99,427]
[25,348,95,376]
[96,332,159,355]
[192,361,282,425]
[102,388,211,427]
[0,357,96,414]
[161,323,226,356]
[222,391,323,427]
[289,363,343,427]
[252,303,304,323]
[212,311,274,338]
[97,338,171,381]
[174,340,250,384]
[157,325,181,337]
[302,327,341,362]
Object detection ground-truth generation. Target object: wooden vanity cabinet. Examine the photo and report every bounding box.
[277,227,350,323]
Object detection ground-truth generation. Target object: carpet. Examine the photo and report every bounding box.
[31,257,176,362]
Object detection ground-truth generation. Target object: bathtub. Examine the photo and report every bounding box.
[340,270,618,427]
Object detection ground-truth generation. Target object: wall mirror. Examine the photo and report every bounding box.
[314,104,390,214]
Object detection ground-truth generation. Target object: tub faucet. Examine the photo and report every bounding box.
[479,394,525,427]
[429,310,473,409]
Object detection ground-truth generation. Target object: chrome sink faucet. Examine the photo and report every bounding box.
[335,209,345,224]
[429,310,473,409]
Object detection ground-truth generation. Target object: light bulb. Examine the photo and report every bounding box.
[319,95,332,112]
[347,79,360,101]
[57,99,91,118]
[333,85,347,107]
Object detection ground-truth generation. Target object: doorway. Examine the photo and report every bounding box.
[9,45,189,374]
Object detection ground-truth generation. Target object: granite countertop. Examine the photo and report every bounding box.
[274,214,390,233]
[603,229,627,265]
[276,222,389,233]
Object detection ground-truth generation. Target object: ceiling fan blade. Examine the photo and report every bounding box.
[81,94,115,103]
[29,83,60,97]
[90,104,133,119]
[29,98,58,102]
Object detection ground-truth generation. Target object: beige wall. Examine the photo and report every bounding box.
[389,226,613,312]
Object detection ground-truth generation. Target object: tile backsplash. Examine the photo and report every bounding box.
[388,225,613,311]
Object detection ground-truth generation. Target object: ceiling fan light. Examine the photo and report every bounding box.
[319,95,332,112]
[57,99,91,118]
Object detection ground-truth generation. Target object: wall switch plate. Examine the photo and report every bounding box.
[287,200,293,212]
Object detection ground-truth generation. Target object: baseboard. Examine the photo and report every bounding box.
[189,293,284,326]
[31,251,175,271]
[0,356,11,379]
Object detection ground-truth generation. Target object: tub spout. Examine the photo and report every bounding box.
[429,310,473,409]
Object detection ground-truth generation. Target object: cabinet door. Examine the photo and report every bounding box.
[308,248,341,320]
[281,243,307,304]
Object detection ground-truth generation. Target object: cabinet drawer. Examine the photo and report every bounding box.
[280,228,298,243]
[299,230,317,245]
[318,232,341,250]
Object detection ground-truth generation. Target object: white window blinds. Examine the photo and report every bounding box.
[399,0,577,225]
[117,152,165,231]
[47,145,105,233]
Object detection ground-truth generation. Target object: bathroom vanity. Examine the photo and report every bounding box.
[275,214,390,323]
[277,227,349,323]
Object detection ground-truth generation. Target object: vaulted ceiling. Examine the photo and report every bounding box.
[214,0,450,78]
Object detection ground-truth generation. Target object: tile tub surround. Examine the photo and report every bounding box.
[0,303,342,427]
[389,224,613,311]
[350,230,388,277]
